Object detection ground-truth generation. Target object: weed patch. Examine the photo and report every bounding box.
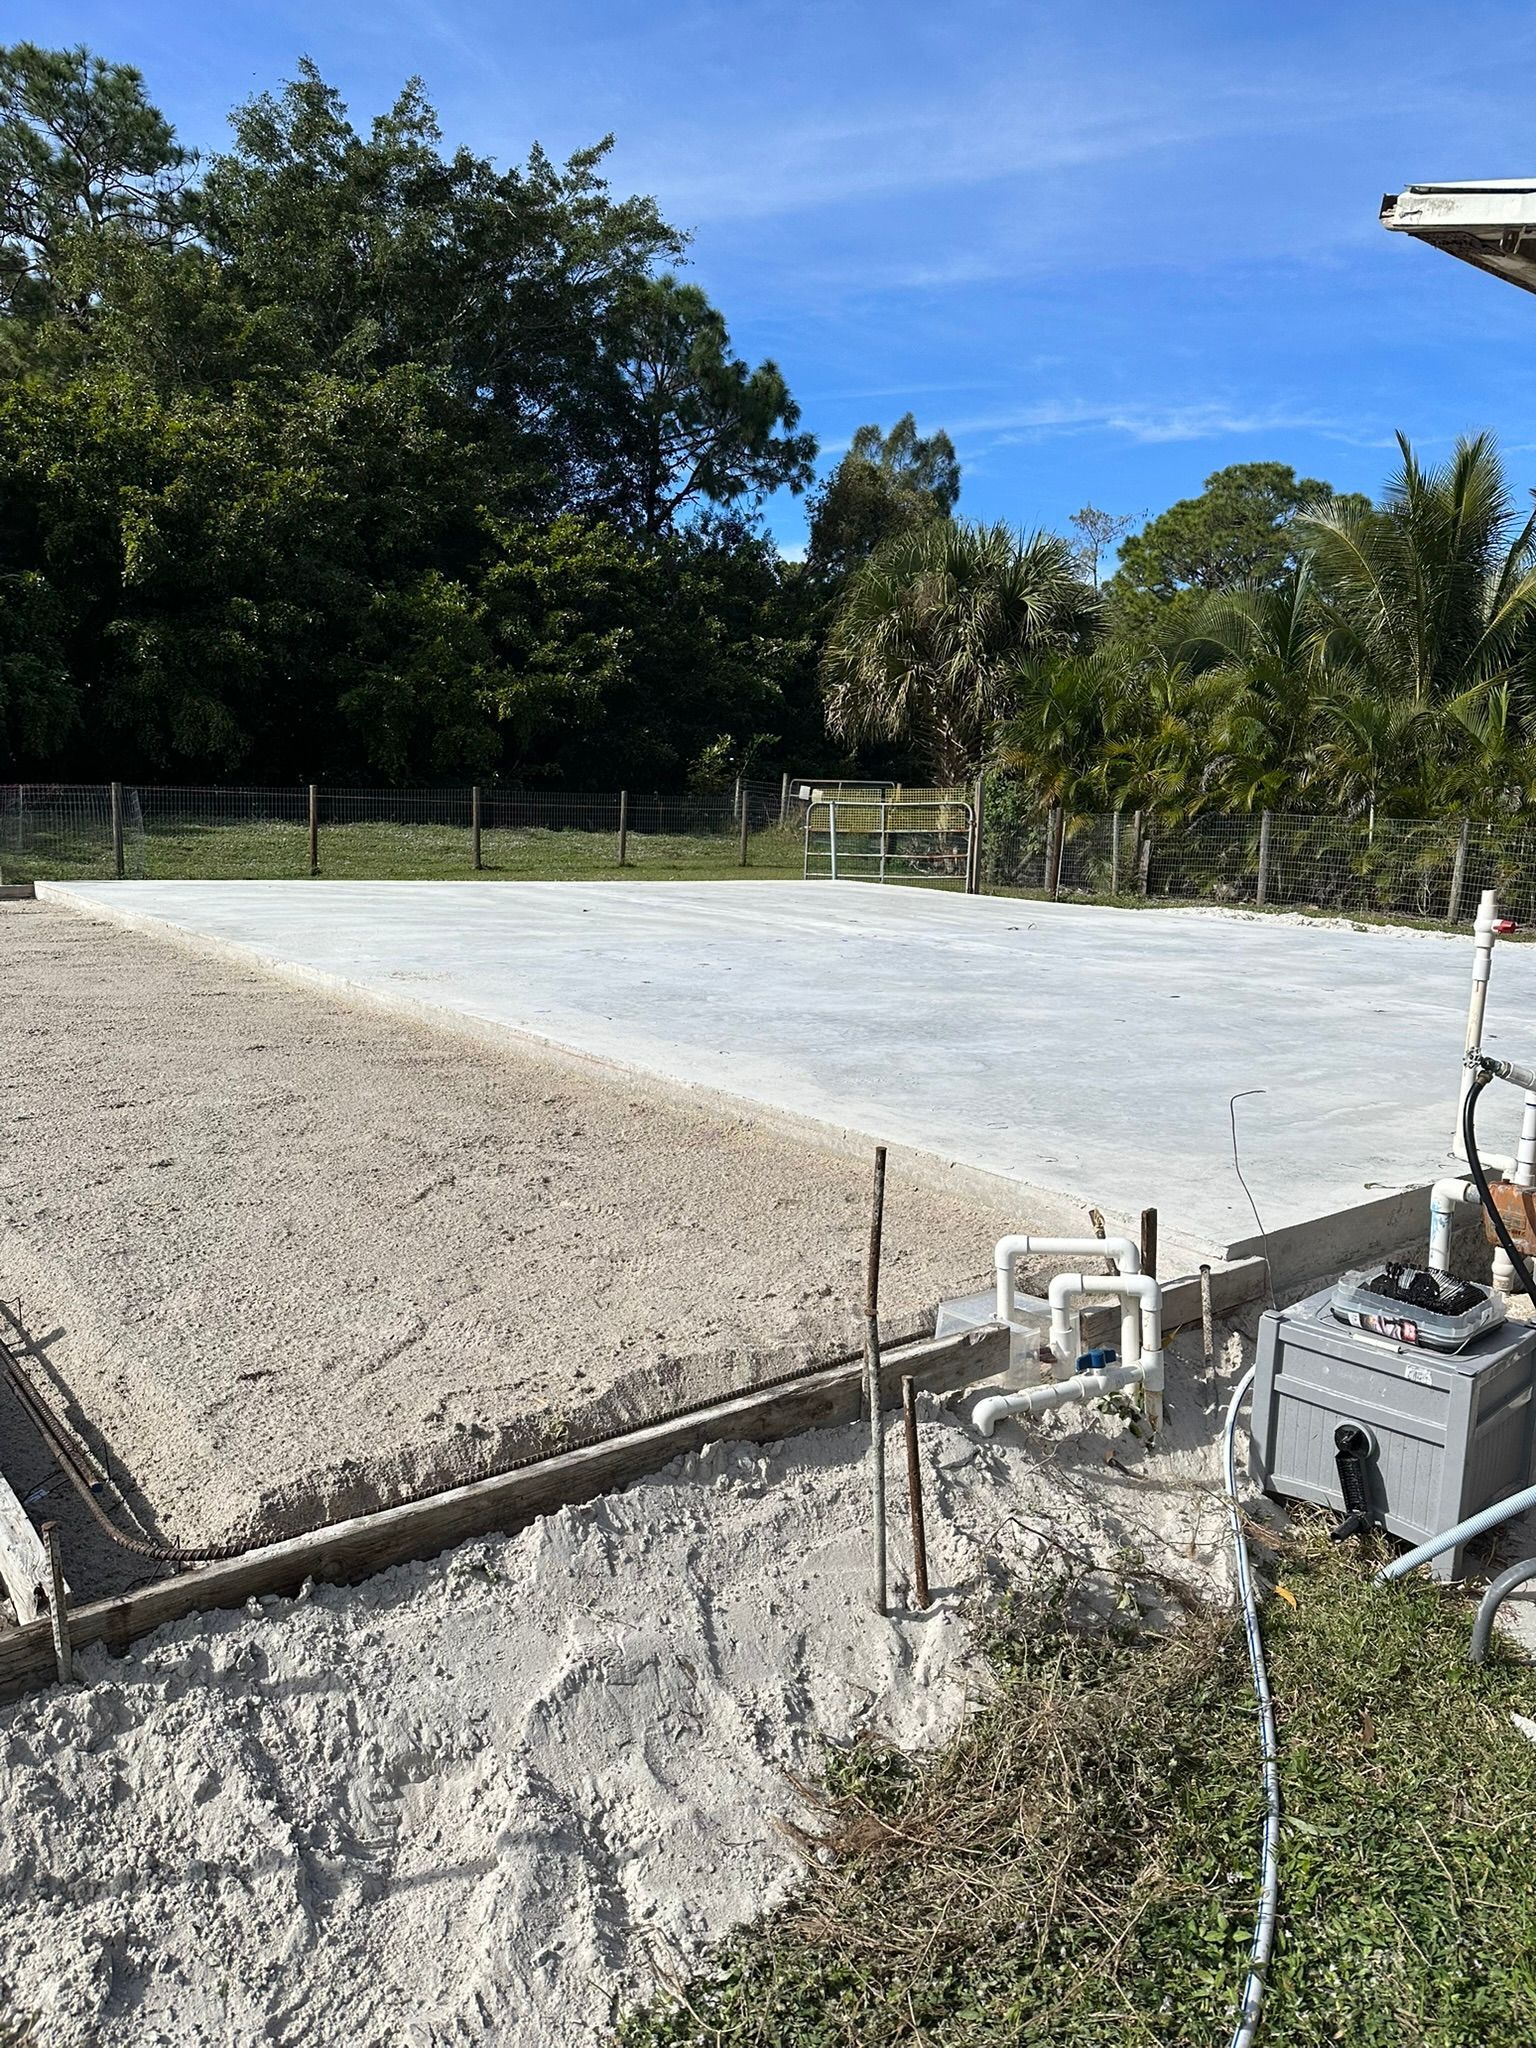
[618,1534,1536,2047]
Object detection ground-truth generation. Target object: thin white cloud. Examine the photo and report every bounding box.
[944,397,1400,450]
[615,34,1456,231]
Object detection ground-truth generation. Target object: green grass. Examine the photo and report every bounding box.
[616,1530,1536,2048]
[4,819,810,884]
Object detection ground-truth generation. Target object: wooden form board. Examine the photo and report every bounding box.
[0,1257,1267,1703]
[0,1466,54,1627]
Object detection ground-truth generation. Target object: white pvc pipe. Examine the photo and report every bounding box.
[1047,1270,1161,1365]
[977,1271,1165,1434]
[1491,1090,1536,1293]
[1428,1177,1483,1274]
[972,1362,1147,1437]
[1453,888,1498,1160]
[993,1234,1140,1328]
[1514,1092,1536,1188]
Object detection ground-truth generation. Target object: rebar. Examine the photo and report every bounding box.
[901,1375,930,1611]
[864,1145,889,1616]
[42,1522,72,1683]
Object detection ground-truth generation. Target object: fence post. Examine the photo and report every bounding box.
[1256,809,1273,908]
[878,799,888,883]
[829,802,839,881]
[1447,816,1470,924]
[1110,809,1121,896]
[471,785,482,872]
[617,789,629,868]
[732,774,742,821]
[109,781,125,879]
[308,783,319,876]
[1047,804,1064,900]
[779,771,790,828]
[738,791,750,868]
[1138,830,1153,897]
[968,772,984,894]
[1140,1207,1158,1282]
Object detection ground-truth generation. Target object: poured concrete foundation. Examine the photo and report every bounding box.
[40,878,1536,1276]
[9,879,1524,1578]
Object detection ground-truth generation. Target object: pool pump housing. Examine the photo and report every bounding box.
[1250,1284,1536,1578]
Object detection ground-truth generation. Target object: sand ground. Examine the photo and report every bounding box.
[1,898,1032,1565]
[0,1314,1250,2048]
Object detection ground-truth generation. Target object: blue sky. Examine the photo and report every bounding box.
[19,0,1536,557]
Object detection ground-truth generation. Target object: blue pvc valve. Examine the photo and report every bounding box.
[1074,1346,1118,1374]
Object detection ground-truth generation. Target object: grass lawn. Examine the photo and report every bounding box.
[3,819,811,884]
[617,1528,1536,2048]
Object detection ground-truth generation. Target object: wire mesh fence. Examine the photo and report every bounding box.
[1,783,147,881]
[7,781,1536,931]
[980,809,1536,928]
[0,781,805,885]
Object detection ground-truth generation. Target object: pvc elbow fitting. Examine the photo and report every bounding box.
[993,1234,1139,1325]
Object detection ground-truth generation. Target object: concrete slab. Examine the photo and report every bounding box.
[40,880,1536,1273]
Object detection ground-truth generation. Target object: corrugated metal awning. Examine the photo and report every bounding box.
[1381,180,1536,295]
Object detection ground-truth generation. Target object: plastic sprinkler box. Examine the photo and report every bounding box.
[1251,1282,1536,1579]
[935,1287,1050,1386]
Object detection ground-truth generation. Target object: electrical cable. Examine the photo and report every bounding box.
[1222,1365,1281,2048]
[1229,1090,1275,1308]
[1462,1067,1536,1314]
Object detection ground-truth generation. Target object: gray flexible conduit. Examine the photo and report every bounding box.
[1470,1556,1536,1664]
[1223,1364,1280,2048]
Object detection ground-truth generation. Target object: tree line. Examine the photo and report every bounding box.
[0,44,828,786]
[3,42,1530,821]
[829,440,1536,826]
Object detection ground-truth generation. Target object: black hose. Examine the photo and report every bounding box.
[1461,1069,1536,1314]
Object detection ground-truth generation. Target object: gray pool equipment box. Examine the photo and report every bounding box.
[1251,1286,1536,1579]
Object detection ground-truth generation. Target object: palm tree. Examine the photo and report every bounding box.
[1308,679,1431,821]
[994,645,1130,815]
[822,520,1096,785]
[1103,652,1233,820]
[1301,434,1536,814]
[1184,568,1324,811]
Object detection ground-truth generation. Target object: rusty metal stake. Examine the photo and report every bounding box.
[901,1375,930,1611]
[864,1145,888,1615]
[1089,1205,1116,1273]
[42,1521,72,1685]
[1140,1206,1158,1281]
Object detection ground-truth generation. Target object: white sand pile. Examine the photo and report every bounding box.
[0,1336,1249,2048]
